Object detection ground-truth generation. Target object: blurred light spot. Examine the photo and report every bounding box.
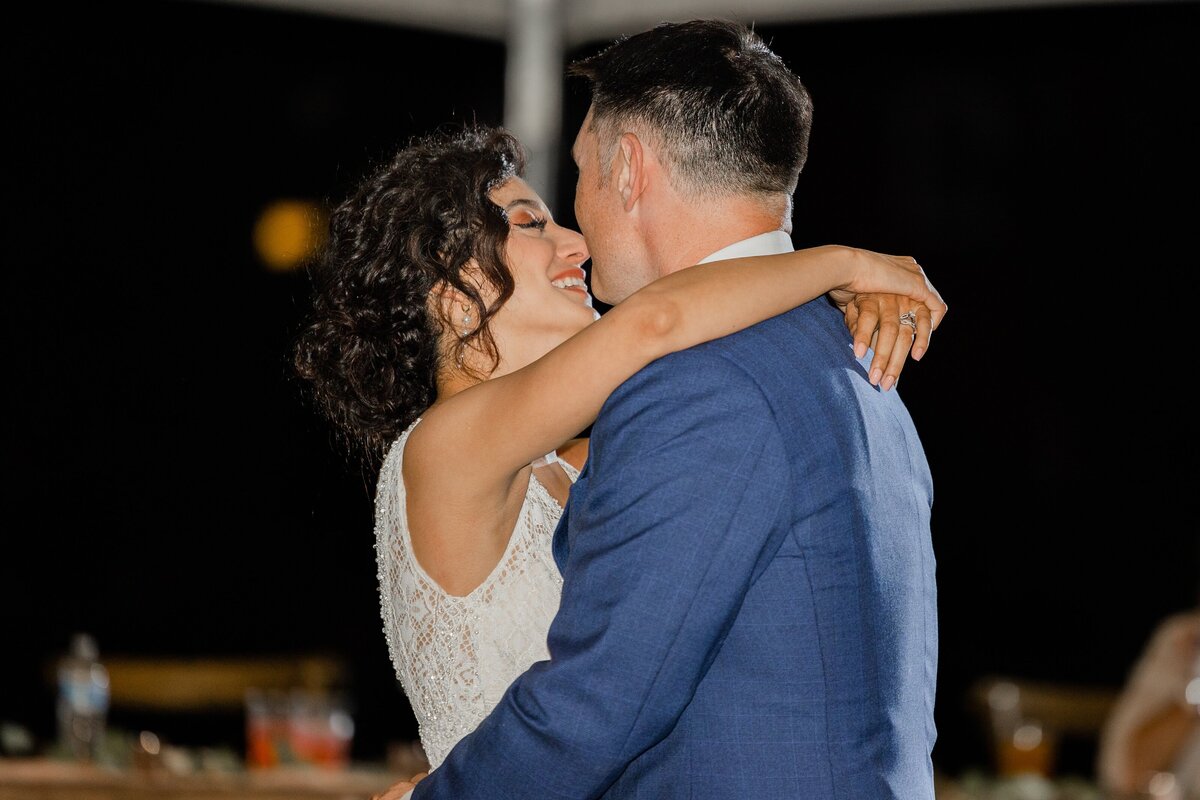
[987,681,1020,712]
[1012,722,1043,751]
[1147,772,1177,797]
[253,199,326,272]
[330,709,354,740]
[1186,676,1200,706]
[139,730,161,755]
[90,663,110,689]
[0,722,34,755]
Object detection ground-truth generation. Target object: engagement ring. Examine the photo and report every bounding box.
[898,310,918,331]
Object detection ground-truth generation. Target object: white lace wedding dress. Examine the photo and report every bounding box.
[374,419,578,770]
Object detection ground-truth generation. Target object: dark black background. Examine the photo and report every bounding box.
[4,0,1198,779]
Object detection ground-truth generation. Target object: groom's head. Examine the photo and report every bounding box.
[569,19,814,302]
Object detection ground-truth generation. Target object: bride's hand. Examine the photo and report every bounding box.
[826,248,948,391]
[841,293,930,391]
[371,771,428,800]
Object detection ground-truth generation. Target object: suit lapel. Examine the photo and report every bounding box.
[552,462,588,572]
[551,505,570,573]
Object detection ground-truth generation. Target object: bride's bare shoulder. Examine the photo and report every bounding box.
[398,409,453,496]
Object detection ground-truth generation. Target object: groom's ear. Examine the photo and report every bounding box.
[616,132,648,213]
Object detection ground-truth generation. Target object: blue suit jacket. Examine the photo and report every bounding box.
[413,298,937,799]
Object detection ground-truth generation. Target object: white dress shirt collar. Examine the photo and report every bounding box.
[696,230,794,264]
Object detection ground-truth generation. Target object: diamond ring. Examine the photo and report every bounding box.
[898,310,918,330]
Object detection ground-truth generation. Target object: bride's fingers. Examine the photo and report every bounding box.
[848,299,874,359]
[866,295,902,387]
[879,319,915,391]
[848,293,937,382]
[927,292,947,330]
[911,304,934,360]
[889,254,947,330]
[907,261,947,330]
[916,280,947,330]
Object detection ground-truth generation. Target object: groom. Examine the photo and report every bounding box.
[393,19,938,799]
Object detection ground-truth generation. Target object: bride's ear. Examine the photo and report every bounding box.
[430,274,481,335]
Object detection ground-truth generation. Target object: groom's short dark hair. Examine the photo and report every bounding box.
[569,18,813,200]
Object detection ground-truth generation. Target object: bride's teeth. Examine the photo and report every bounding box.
[551,277,586,289]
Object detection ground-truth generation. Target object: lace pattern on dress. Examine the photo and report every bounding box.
[374,419,578,770]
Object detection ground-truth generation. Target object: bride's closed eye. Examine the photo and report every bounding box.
[515,216,547,231]
[505,203,549,232]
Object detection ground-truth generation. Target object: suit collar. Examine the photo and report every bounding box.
[696,230,794,264]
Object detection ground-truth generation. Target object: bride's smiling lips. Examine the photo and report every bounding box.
[550,267,590,299]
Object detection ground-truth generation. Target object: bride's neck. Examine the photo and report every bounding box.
[434,374,471,401]
[433,362,492,404]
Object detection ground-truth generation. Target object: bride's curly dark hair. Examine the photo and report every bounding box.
[293,125,525,468]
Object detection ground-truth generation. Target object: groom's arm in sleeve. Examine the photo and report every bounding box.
[413,349,791,799]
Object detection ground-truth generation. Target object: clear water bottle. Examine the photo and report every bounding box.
[56,633,110,762]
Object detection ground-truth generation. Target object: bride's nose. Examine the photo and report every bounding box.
[556,226,589,265]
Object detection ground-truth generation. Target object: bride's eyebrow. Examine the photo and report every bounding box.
[504,199,548,215]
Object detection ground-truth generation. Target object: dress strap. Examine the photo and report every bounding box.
[554,455,581,483]
[529,450,557,469]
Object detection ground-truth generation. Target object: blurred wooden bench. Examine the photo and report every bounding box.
[969,674,1121,737]
[107,655,346,712]
[48,655,347,712]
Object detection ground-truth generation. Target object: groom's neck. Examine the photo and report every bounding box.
[648,192,793,278]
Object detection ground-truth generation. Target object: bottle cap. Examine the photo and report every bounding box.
[70,633,98,662]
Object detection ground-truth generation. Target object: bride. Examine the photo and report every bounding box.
[292,125,944,773]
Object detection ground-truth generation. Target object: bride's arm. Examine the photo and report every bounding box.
[413,244,944,488]
[640,246,944,389]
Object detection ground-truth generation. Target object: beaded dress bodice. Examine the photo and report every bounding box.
[374,419,577,770]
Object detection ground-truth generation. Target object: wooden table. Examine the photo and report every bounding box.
[0,758,403,800]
